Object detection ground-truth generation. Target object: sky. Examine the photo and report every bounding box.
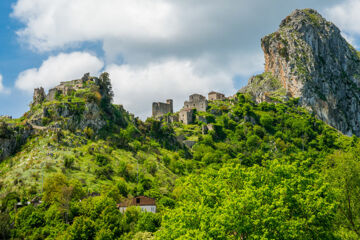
[0,0,360,119]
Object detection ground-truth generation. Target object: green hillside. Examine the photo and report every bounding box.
[1,75,360,239]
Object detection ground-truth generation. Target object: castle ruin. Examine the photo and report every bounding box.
[152,99,173,119]
[179,108,194,125]
[33,87,46,105]
[46,74,91,101]
[208,91,225,101]
[179,94,208,124]
[184,94,208,112]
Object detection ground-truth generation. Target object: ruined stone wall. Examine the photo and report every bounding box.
[152,99,173,118]
[33,87,46,105]
[184,94,208,112]
[179,109,194,125]
[208,92,225,101]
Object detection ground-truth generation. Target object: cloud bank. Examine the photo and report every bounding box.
[107,60,235,118]
[15,52,104,91]
[325,0,360,47]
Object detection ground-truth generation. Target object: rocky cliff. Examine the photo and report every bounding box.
[0,121,32,161]
[241,9,360,136]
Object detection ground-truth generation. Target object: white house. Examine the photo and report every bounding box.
[117,196,157,213]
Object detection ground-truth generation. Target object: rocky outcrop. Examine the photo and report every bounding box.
[239,72,287,103]
[0,121,32,162]
[26,73,128,133]
[33,87,46,106]
[242,9,360,136]
[28,102,107,132]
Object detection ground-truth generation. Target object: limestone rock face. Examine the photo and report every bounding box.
[244,9,360,136]
[0,122,32,162]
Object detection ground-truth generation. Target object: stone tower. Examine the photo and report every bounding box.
[33,87,46,105]
[152,99,174,118]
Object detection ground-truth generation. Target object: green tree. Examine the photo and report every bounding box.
[326,150,360,238]
[65,216,96,240]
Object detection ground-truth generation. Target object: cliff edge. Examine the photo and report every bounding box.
[241,9,360,136]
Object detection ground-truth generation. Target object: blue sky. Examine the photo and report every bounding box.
[0,0,359,118]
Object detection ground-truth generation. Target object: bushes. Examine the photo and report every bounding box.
[64,216,96,240]
[64,156,75,169]
[95,166,114,180]
[84,127,94,139]
[95,154,110,166]
[260,114,274,130]
[136,212,161,233]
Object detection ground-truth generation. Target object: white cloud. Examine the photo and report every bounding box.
[15,52,104,92]
[326,0,360,36]
[107,59,235,119]
[0,75,10,94]
[12,0,342,67]
[12,0,177,52]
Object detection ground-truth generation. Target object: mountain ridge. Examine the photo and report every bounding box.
[241,8,360,136]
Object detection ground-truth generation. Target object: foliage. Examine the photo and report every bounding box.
[3,76,360,239]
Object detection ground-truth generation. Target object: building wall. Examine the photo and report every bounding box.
[152,99,173,118]
[119,205,157,213]
[179,109,194,125]
[184,94,208,112]
[208,92,225,101]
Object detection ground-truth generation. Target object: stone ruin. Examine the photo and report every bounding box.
[33,87,46,105]
[47,78,86,101]
[179,94,208,124]
[152,92,226,125]
[208,91,225,101]
[184,94,208,112]
[152,99,173,119]
[31,73,93,104]
[179,108,194,125]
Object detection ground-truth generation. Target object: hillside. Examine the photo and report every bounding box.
[1,8,360,240]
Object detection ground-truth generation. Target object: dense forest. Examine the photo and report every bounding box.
[1,73,360,239]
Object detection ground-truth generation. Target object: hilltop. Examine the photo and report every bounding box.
[241,9,360,136]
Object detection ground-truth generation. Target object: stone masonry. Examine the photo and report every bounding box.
[208,91,225,101]
[184,94,208,112]
[33,87,46,105]
[152,99,173,119]
[179,108,194,125]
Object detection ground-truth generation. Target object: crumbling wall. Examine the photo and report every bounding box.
[179,109,194,125]
[184,94,208,112]
[208,92,225,101]
[152,99,173,118]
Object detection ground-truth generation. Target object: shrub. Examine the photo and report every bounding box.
[137,212,161,233]
[260,114,274,130]
[42,117,51,126]
[95,166,114,180]
[95,154,110,166]
[246,135,261,148]
[117,180,128,197]
[64,156,75,169]
[84,127,94,139]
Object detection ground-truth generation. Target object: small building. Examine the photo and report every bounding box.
[208,91,225,101]
[117,196,157,213]
[152,99,173,119]
[184,94,208,112]
[179,108,194,125]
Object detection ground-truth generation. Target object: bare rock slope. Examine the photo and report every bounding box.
[241,9,360,136]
